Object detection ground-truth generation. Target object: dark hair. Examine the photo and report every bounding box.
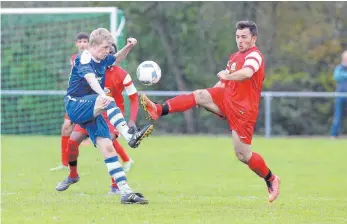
[110,43,118,54]
[75,32,89,41]
[236,21,258,36]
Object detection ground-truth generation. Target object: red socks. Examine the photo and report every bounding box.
[67,139,80,178]
[113,139,130,162]
[247,152,273,180]
[158,93,196,116]
[69,164,78,179]
[61,136,69,166]
[111,177,118,188]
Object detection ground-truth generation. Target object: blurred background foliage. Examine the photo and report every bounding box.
[2,1,347,135]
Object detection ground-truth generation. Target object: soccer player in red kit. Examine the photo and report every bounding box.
[50,32,89,171]
[65,42,139,194]
[141,21,280,202]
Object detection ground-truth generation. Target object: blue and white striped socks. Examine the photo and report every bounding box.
[106,102,132,141]
[104,156,132,196]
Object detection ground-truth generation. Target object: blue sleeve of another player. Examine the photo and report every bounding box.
[106,54,116,67]
[78,51,95,78]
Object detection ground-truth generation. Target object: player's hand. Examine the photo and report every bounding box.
[128,120,137,129]
[127,37,137,46]
[217,70,229,80]
[101,95,114,108]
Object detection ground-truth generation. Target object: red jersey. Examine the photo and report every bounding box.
[223,46,264,122]
[70,54,78,67]
[104,66,139,121]
[73,65,139,137]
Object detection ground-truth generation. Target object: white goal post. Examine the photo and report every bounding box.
[0,7,125,43]
[0,7,127,135]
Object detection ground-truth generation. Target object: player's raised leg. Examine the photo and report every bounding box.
[94,96,153,148]
[140,88,223,120]
[231,130,280,202]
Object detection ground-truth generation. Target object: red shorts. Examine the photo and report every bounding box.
[73,113,119,137]
[207,87,255,144]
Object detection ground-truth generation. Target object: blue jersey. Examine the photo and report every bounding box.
[66,50,116,97]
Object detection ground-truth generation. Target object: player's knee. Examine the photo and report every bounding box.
[96,95,115,109]
[70,132,87,144]
[61,120,74,136]
[99,139,115,154]
[193,89,209,105]
[106,96,115,101]
[97,95,115,102]
[234,150,248,164]
[106,145,114,153]
[234,146,252,164]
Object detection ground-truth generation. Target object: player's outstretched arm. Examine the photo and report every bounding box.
[114,38,137,66]
[123,74,139,127]
[84,73,106,96]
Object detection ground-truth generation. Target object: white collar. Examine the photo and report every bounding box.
[91,55,100,63]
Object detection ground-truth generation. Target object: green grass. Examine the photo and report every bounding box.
[2,135,347,224]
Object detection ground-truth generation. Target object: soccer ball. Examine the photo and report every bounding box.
[136,61,161,86]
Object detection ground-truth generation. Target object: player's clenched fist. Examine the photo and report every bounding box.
[127,37,137,46]
[217,70,230,80]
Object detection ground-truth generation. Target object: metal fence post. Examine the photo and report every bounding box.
[264,92,272,138]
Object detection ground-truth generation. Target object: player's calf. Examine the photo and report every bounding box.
[56,119,75,169]
[233,146,252,164]
[61,119,75,136]
[140,90,221,121]
[232,131,280,202]
[140,93,197,120]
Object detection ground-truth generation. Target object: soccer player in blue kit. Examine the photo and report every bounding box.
[56,28,152,204]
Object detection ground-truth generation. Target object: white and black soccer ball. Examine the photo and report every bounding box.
[136,61,161,86]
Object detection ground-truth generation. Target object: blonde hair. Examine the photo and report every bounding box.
[89,28,114,46]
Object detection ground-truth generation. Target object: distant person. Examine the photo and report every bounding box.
[331,50,347,138]
[50,32,89,171]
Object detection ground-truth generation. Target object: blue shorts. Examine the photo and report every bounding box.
[65,94,111,145]
[82,115,111,145]
[65,94,97,124]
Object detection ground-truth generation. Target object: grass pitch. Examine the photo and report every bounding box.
[1,135,347,224]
